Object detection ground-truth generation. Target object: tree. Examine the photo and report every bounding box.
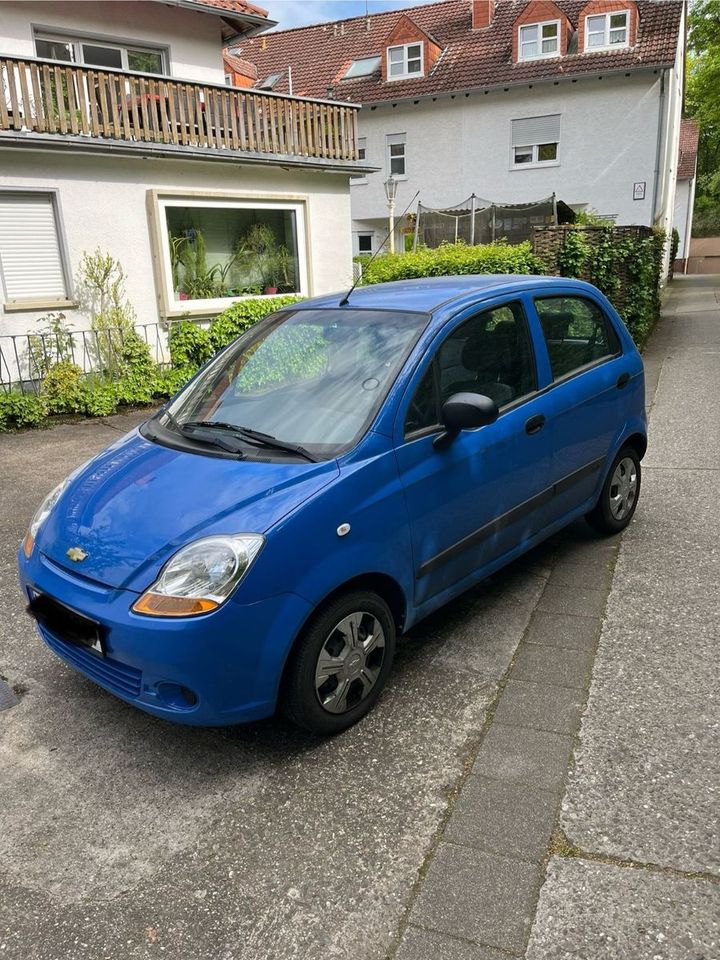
[687,0,720,234]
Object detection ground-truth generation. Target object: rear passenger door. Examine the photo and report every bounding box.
[530,293,627,521]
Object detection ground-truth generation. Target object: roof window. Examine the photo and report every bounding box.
[344,56,381,79]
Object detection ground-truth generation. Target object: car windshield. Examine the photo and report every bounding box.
[160,307,429,459]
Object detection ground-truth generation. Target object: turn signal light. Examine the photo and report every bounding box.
[132,593,218,617]
[22,532,34,559]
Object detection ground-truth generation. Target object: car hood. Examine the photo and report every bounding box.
[39,430,339,591]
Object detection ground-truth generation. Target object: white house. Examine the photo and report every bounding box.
[239,0,687,262]
[0,0,367,362]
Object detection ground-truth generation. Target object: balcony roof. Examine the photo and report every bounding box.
[148,0,277,40]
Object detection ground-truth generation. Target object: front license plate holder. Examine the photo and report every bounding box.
[27,592,106,657]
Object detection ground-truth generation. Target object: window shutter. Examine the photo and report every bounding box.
[511,114,561,146]
[386,133,406,146]
[0,193,68,301]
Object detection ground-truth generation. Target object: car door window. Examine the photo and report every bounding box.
[404,302,536,436]
[535,296,620,380]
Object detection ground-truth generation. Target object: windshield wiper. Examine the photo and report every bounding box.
[182,421,320,463]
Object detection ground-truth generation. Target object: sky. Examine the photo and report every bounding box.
[266,0,441,31]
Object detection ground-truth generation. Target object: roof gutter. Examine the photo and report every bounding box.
[360,63,676,109]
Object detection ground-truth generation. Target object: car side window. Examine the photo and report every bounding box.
[535,296,620,381]
[404,301,536,436]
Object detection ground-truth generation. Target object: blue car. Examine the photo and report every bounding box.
[18,275,645,734]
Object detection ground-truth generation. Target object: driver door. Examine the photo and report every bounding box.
[395,299,552,606]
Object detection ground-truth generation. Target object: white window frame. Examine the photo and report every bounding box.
[386,42,424,81]
[356,233,374,255]
[351,137,368,185]
[584,10,630,51]
[518,20,561,61]
[387,134,407,179]
[33,27,169,76]
[0,187,74,311]
[511,142,559,168]
[152,193,309,319]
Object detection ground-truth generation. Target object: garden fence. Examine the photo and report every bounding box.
[0,323,170,393]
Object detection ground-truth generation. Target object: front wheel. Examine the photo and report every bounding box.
[586,446,641,535]
[281,590,396,735]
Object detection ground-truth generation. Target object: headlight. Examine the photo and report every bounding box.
[22,479,69,558]
[132,534,264,617]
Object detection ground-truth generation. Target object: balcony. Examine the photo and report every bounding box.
[0,55,361,168]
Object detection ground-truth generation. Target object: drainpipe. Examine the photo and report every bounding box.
[650,69,667,226]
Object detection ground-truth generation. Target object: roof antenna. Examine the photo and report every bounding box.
[339,189,419,306]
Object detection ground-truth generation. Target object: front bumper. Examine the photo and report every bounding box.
[18,547,312,726]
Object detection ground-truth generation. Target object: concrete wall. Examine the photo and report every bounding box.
[0,149,353,340]
[0,1,226,84]
[351,71,673,240]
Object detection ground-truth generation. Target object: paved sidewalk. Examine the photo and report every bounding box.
[392,274,720,960]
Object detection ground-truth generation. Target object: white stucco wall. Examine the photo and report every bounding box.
[673,178,695,260]
[351,71,667,233]
[0,1,226,84]
[0,149,353,341]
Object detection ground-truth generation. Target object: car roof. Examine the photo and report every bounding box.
[293,275,595,314]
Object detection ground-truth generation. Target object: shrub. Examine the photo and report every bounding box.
[168,320,213,371]
[0,391,49,430]
[42,361,85,414]
[80,381,119,417]
[209,295,302,351]
[360,241,545,285]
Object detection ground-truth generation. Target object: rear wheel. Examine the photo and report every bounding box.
[282,590,396,735]
[586,446,641,535]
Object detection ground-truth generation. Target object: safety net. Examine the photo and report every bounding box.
[414,194,558,249]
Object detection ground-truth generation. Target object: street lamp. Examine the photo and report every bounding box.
[384,175,399,254]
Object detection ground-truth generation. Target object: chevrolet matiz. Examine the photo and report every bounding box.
[18,276,645,734]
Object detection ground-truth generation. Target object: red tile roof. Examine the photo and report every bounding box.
[677,118,700,180]
[238,0,682,103]
[193,0,269,19]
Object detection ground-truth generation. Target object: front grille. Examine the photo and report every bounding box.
[41,626,142,699]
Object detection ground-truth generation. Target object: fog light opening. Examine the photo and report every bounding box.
[155,682,199,710]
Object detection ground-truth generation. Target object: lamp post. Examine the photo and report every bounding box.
[384,175,399,254]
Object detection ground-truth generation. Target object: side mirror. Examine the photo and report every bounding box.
[433,392,499,450]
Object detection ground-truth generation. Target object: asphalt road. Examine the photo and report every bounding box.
[0,408,585,960]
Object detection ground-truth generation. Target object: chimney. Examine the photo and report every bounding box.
[471,0,495,29]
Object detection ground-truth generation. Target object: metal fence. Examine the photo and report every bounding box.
[0,323,169,393]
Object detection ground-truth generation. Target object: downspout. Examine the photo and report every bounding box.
[683,175,695,273]
[650,69,667,225]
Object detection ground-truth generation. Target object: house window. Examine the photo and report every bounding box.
[519,20,560,60]
[0,192,70,305]
[511,115,561,167]
[34,32,166,74]
[387,43,423,80]
[357,233,374,255]
[344,56,381,79]
[585,11,630,50]
[159,199,307,309]
[387,134,407,176]
[351,138,368,185]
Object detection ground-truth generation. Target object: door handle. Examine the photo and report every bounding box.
[616,372,631,389]
[525,414,546,435]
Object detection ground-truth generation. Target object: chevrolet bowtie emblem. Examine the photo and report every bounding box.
[66,547,88,562]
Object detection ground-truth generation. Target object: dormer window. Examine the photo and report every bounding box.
[518,20,560,60]
[387,42,423,80]
[585,11,630,49]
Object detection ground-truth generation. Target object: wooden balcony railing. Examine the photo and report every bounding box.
[0,55,360,162]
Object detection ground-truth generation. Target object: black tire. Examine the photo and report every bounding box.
[282,590,396,735]
[586,445,641,535]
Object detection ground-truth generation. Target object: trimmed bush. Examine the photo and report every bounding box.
[209,294,302,351]
[360,241,545,285]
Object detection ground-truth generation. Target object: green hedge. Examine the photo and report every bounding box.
[360,241,545,285]
[0,296,301,433]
